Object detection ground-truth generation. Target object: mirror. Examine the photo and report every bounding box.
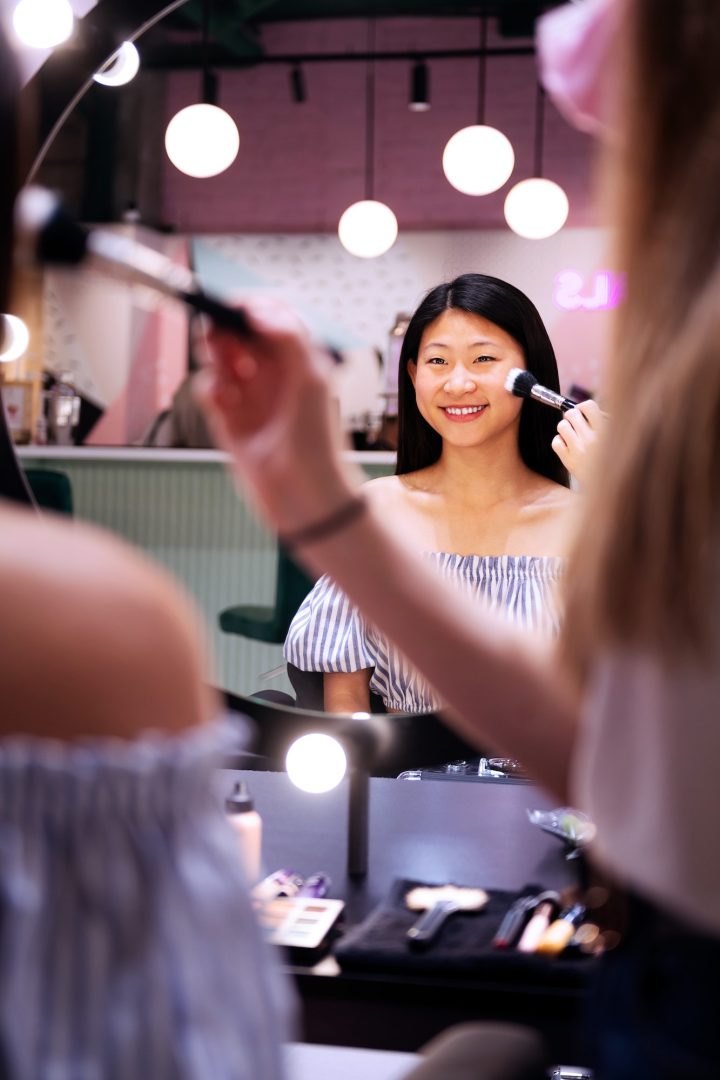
[12,2,611,736]
[20,1,609,450]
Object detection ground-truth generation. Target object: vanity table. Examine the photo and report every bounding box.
[221,768,592,1062]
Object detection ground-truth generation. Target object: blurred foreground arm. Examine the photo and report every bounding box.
[197,300,579,801]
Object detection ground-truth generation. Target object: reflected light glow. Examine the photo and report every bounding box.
[285,734,348,794]
[93,42,141,87]
[12,0,74,48]
[0,315,30,364]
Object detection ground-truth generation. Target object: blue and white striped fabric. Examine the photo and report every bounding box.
[0,722,293,1079]
[284,553,564,713]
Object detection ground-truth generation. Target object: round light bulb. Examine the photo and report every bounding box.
[504,177,569,239]
[338,200,398,259]
[165,104,240,179]
[0,315,30,364]
[442,125,515,196]
[12,0,73,48]
[93,42,140,87]
[285,734,348,794]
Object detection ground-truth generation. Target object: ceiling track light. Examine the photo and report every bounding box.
[290,63,306,103]
[504,82,569,240]
[338,19,398,259]
[409,58,430,112]
[164,0,239,178]
[442,15,515,196]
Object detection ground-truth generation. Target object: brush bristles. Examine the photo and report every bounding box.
[505,368,537,399]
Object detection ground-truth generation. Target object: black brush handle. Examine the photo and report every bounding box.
[407,899,459,947]
[182,291,252,338]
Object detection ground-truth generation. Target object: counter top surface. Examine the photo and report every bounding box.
[18,446,397,466]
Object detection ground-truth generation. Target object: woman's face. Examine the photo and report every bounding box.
[409,307,526,449]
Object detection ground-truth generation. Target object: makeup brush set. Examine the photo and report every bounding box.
[333,878,603,976]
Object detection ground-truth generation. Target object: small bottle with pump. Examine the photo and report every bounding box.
[225,781,262,883]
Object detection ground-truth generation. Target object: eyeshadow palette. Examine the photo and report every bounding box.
[257,897,345,950]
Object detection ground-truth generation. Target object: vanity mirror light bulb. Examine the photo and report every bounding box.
[285,733,347,794]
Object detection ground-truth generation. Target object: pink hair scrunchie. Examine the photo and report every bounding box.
[536,0,623,137]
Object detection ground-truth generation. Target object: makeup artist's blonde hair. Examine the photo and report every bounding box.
[561,0,720,683]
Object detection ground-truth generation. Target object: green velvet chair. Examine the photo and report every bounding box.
[23,468,74,516]
[219,545,316,645]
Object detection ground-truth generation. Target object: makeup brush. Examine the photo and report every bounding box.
[505,368,578,413]
[405,884,488,947]
[14,186,252,339]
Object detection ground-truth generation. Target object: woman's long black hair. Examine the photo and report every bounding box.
[395,273,569,487]
[0,28,36,506]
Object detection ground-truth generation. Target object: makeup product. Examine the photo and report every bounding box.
[536,903,587,956]
[14,186,252,338]
[505,368,577,413]
[516,893,559,953]
[297,872,331,899]
[492,893,540,949]
[405,884,488,947]
[252,868,304,902]
[256,896,345,950]
[225,781,263,883]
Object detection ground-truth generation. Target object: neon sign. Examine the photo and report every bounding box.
[553,270,625,312]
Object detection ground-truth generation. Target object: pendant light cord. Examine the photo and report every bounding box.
[476,15,487,126]
[534,81,545,178]
[365,18,376,200]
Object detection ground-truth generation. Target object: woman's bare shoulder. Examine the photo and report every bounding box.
[0,505,213,741]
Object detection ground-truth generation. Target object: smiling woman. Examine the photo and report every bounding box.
[285,273,580,716]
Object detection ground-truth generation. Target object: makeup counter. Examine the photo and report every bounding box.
[219,766,594,1062]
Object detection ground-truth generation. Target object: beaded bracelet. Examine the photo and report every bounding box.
[280,493,367,550]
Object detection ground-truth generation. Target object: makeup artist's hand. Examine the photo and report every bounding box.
[552,399,605,488]
[194,297,359,534]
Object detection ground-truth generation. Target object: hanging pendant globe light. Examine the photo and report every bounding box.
[443,125,515,196]
[504,84,569,239]
[338,200,398,259]
[165,101,239,178]
[442,17,514,196]
[164,0,239,179]
[338,21,398,259]
[504,178,569,239]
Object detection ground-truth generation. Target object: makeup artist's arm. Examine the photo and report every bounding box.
[552,400,605,488]
[197,299,580,802]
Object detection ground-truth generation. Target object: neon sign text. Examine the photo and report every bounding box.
[553,270,625,312]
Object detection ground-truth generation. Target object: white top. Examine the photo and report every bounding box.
[0,721,292,1078]
[285,553,563,712]
[573,623,720,936]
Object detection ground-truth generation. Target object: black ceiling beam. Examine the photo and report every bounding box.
[139,42,535,70]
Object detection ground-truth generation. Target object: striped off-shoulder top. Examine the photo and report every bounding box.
[284,553,564,713]
[0,721,292,1079]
